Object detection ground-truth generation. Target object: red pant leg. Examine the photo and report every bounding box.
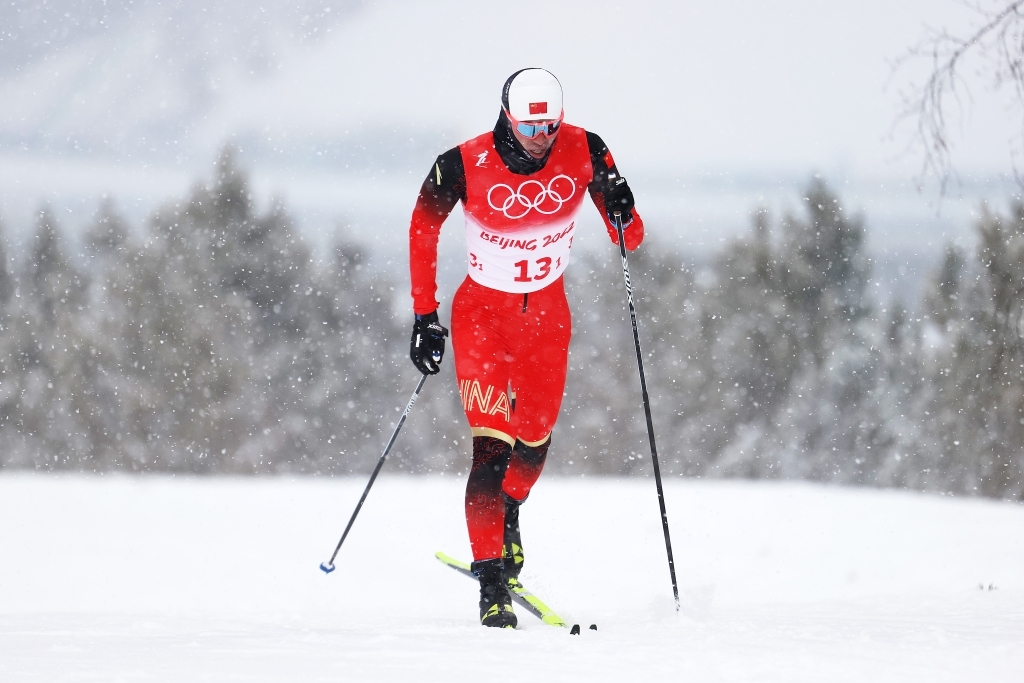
[502,437,550,502]
[451,276,572,560]
[451,276,571,445]
[451,277,516,443]
[509,279,571,445]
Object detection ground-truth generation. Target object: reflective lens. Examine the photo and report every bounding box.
[506,108,564,140]
[515,119,561,139]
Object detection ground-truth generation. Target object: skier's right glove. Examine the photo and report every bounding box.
[410,311,449,375]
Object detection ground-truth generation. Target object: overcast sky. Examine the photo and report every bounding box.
[197,0,1013,177]
[0,0,1018,263]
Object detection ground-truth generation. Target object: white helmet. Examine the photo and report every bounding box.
[501,68,563,121]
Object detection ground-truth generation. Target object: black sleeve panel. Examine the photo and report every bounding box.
[583,129,644,245]
[417,146,467,219]
[409,146,467,314]
[585,130,620,194]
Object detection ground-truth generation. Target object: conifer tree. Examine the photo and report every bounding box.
[0,218,18,464]
[921,205,1024,498]
[13,209,89,468]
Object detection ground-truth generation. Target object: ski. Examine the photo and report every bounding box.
[434,551,568,627]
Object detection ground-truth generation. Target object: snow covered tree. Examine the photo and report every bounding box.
[562,244,699,476]
[67,149,412,474]
[680,179,881,482]
[0,157,1018,501]
[0,218,18,463]
[84,198,129,261]
[918,204,1024,498]
[6,209,92,468]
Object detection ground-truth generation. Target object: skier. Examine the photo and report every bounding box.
[408,68,644,628]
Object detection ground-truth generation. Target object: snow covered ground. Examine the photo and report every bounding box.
[1,474,1021,682]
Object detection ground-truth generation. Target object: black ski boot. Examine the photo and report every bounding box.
[471,558,517,628]
[502,493,525,586]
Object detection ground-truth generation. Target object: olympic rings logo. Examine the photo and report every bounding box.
[487,175,577,219]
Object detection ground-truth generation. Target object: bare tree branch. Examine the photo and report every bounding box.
[894,1,1024,193]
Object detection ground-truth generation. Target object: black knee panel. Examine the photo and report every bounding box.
[470,436,512,486]
[512,436,550,466]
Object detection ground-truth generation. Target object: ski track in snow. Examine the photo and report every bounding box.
[1,475,1021,682]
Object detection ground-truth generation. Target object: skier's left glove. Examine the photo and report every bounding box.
[604,174,635,224]
[410,311,449,375]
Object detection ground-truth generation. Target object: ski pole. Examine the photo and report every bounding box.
[320,373,428,574]
[612,210,680,610]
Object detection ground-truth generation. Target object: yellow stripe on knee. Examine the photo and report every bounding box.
[518,434,551,448]
[471,427,516,446]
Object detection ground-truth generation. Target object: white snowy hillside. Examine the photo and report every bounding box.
[1,475,1021,682]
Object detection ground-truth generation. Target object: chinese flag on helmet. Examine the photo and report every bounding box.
[503,68,563,121]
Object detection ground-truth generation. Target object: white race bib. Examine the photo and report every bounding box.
[464,204,581,293]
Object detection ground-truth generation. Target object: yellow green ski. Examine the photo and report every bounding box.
[435,551,568,627]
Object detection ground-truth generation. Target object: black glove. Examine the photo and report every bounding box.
[604,174,635,224]
[410,311,449,375]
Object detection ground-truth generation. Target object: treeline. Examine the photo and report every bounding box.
[561,181,1023,500]
[0,151,1021,500]
[0,150,420,474]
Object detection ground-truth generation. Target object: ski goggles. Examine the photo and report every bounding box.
[505,109,563,139]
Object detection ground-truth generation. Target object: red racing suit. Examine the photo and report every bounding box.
[409,121,643,560]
